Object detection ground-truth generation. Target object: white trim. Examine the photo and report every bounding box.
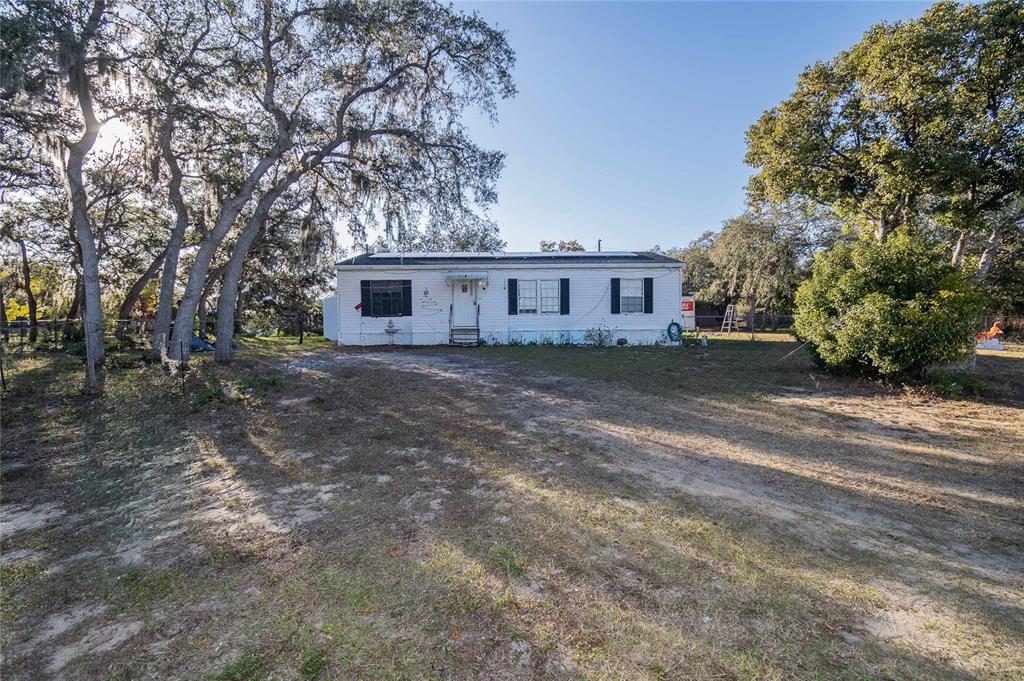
[368,251,637,259]
[338,261,680,272]
[445,271,489,282]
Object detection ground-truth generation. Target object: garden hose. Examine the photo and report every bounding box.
[666,321,683,343]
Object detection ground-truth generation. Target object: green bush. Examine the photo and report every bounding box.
[794,233,981,378]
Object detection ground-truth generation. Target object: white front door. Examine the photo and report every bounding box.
[452,281,477,327]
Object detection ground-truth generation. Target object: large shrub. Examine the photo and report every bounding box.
[794,234,981,378]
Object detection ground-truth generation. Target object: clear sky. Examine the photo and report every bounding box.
[457,1,934,252]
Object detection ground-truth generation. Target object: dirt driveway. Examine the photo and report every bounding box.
[2,340,1023,679]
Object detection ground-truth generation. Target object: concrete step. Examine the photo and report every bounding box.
[450,327,479,346]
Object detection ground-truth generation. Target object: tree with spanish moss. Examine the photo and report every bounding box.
[1,0,130,391]
[129,0,515,364]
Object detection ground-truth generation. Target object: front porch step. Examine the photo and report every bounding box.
[450,327,480,346]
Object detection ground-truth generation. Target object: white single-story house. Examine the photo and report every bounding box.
[322,251,687,346]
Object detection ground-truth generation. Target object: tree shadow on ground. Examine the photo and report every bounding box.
[194,347,1021,678]
[3,343,1022,679]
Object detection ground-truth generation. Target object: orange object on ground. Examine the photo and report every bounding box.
[976,322,1004,341]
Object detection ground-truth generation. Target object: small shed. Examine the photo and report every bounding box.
[321,294,338,341]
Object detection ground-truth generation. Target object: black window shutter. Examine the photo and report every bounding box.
[360,281,371,317]
[401,280,412,316]
[643,277,654,313]
[559,278,570,315]
[508,278,518,315]
[610,278,620,314]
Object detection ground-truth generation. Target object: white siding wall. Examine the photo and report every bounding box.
[321,295,338,341]
[336,265,682,346]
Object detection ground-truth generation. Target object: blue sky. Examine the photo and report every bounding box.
[457,1,933,252]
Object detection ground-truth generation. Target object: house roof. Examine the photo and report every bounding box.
[337,251,680,267]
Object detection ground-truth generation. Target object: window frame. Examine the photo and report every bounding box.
[517,279,538,314]
[620,278,644,314]
[539,279,560,314]
[367,280,406,318]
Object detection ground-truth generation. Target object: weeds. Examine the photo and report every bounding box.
[0,561,43,592]
[233,373,280,393]
[216,652,263,681]
[300,648,327,679]
[929,370,984,399]
[191,385,224,410]
[190,372,281,410]
[115,568,180,606]
[107,354,142,370]
[582,323,615,347]
[490,544,528,578]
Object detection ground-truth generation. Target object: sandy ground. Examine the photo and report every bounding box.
[2,343,1022,679]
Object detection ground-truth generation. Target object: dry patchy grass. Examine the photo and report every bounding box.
[1,335,1022,680]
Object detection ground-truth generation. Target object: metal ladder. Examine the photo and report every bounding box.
[720,304,739,333]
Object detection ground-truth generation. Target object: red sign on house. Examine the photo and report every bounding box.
[681,300,694,312]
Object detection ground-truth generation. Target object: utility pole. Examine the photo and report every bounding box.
[597,239,602,252]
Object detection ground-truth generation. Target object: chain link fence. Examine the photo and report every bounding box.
[0,318,157,352]
[0,310,325,351]
[693,314,795,334]
[693,313,1019,338]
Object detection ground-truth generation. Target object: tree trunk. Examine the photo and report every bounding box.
[151,122,191,360]
[67,272,83,325]
[1,280,8,342]
[213,155,327,362]
[116,248,166,339]
[212,157,323,363]
[167,150,282,364]
[950,230,968,268]
[973,223,1004,280]
[197,263,225,338]
[166,0,305,365]
[66,144,104,392]
[234,285,245,335]
[17,239,38,342]
[876,213,894,243]
[214,196,278,363]
[55,0,106,393]
[974,205,1024,280]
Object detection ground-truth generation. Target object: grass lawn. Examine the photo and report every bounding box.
[1,335,1022,679]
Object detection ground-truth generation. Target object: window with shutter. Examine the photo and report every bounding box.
[620,278,643,313]
[518,280,538,314]
[540,280,560,313]
[360,280,407,317]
